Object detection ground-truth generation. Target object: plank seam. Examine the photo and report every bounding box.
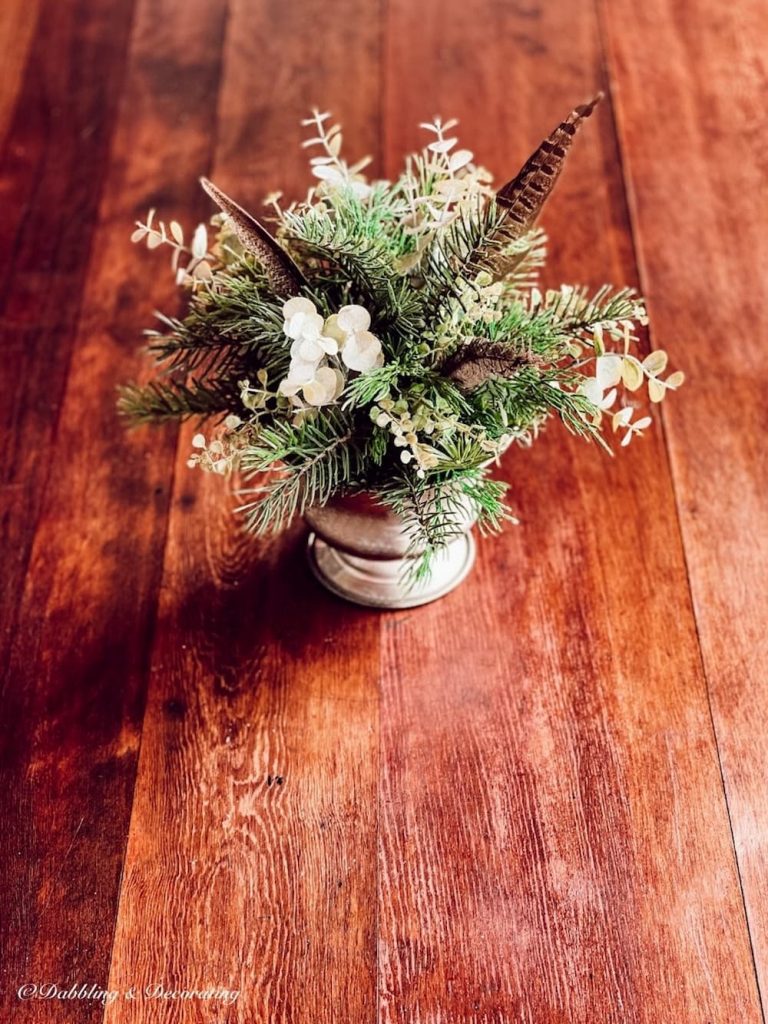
[376,2,387,1020]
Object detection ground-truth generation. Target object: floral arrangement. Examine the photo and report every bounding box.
[120,95,683,578]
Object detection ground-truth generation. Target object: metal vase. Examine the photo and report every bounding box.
[304,491,477,609]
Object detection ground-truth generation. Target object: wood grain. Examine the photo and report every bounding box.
[0,0,226,1018]
[0,0,140,1013]
[0,0,136,667]
[376,1,762,1021]
[599,0,768,1005]
[105,2,383,1021]
[0,0,40,145]
[0,0,765,1021]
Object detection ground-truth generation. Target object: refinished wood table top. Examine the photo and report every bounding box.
[1,0,766,1021]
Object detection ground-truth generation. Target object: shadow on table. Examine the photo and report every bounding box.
[156,522,380,701]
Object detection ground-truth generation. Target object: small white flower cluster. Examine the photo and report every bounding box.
[131,210,215,287]
[370,398,442,478]
[460,271,506,324]
[301,110,373,200]
[579,349,684,445]
[187,415,244,472]
[278,298,384,408]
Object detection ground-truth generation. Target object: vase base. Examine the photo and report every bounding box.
[306,531,476,609]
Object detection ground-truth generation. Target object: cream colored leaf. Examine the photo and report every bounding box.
[169,221,184,244]
[434,179,466,200]
[600,388,618,410]
[312,164,346,184]
[191,224,208,259]
[648,377,666,403]
[448,149,473,172]
[303,366,338,407]
[427,138,458,154]
[665,370,685,389]
[596,354,623,389]
[283,296,316,318]
[642,350,669,376]
[612,406,633,430]
[580,378,604,405]
[337,305,371,333]
[192,259,213,281]
[621,357,644,392]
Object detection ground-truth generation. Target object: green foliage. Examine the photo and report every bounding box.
[421,197,503,322]
[145,265,289,378]
[280,188,424,343]
[122,109,682,584]
[236,411,364,533]
[117,377,239,422]
[373,465,513,581]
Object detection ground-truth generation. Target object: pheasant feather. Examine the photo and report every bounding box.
[199,177,305,296]
[495,93,603,235]
[459,94,602,286]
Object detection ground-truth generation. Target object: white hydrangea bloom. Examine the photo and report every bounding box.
[277,298,382,409]
[341,330,384,372]
[334,305,384,372]
[278,361,344,407]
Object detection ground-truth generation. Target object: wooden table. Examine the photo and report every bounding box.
[1,0,766,1020]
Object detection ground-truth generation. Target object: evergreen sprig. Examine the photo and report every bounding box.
[117,377,240,422]
[236,411,365,533]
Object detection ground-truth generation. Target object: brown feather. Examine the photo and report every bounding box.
[199,177,305,296]
[495,93,603,238]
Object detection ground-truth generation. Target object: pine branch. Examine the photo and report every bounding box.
[373,472,477,582]
[341,361,403,409]
[117,377,239,423]
[420,196,503,323]
[236,412,365,532]
[458,472,515,535]
[146,269,290,380]
[473,367,606,446]
[280,189,421,335]
[496,227,547,291]
[543,284,642,333]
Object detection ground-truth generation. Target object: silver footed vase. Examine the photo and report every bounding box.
[304,491,477,609]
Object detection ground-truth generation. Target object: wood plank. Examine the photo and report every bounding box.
[0,0,135,661]
[105,1,384,1020]
[0,0,40,145]
[377,1,762,1020]
[599,0,768,1005]
[0,0,228,1018]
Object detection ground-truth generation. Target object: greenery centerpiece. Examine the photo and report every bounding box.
[120,95,683,598]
